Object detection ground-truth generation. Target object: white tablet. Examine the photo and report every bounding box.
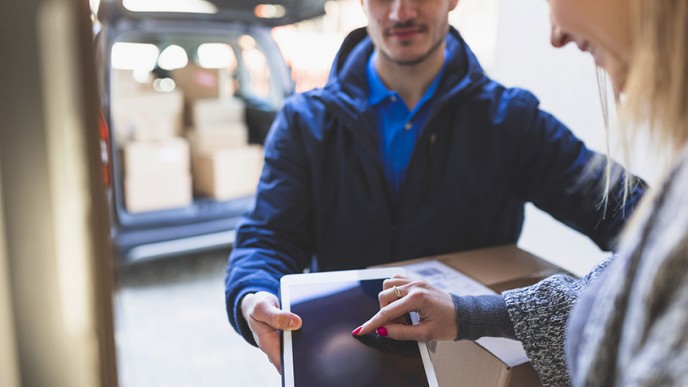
[280,267,439,387]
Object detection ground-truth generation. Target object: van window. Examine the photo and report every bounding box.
[237,35,273,102]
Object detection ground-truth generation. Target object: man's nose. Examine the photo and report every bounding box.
[550,21,572,48]
[390,0,417,23]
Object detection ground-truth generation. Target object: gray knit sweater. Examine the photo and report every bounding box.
[501,254,612,385]
[451,148,688,385]
[565,146,688,386]
[451,252,613,385]
[501,145,688,386]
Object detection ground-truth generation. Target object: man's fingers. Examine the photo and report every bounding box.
[247,311,297,374]
[258,329,283,373]
[269,312,302,331]
[241,291,303,375]
[248,294,302,331]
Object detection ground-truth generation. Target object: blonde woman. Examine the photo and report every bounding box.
[356,0,688,385]
[556,0,688,385]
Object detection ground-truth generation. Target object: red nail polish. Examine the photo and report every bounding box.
[351,326,362,336]
[376,326,388,337]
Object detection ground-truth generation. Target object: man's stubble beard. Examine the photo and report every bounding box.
[379,27,447,67]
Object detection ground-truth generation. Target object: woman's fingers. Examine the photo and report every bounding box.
[356,293,419,336]
[378,285,403,308]
[354,280,458,342]
[382,276,412,290]
[376,322,430,342]
[378,278,421,308]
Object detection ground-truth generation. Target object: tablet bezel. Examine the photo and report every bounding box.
[280,267,439,387]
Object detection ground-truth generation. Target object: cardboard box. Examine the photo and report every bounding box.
[122,138,190,180]
[191,97,246,129]
[111,90,184,142]
[171,63,235,101]
[124,173,192,213]
[383,245,566,387]
[111,69,151,96]
[187,123,248,153]
[191,145,263,200]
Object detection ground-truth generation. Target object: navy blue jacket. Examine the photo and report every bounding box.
[225,27,645,344]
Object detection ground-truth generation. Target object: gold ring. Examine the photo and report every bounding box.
[393,285,402,299]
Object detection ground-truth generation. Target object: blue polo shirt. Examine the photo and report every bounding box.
[367,50,447,197]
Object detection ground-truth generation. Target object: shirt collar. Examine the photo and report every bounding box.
[366,48,449,107]
[367,51,395,106]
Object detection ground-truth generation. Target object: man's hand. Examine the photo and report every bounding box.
[241,291,302,373]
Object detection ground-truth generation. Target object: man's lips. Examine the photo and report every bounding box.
[386,26,426,39]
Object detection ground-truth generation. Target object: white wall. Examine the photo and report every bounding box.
[1,0,117,385]
[491,0,607,275]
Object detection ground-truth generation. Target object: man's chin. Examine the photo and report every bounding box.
[382,37,444,67]
[394,57,429,66]
[386,51,436,66]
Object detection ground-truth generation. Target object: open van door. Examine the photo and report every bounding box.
[1,0,117,385]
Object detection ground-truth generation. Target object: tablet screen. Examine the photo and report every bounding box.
[281,269,437,387]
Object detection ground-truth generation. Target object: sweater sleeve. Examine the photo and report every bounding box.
[452,294,516,341]
[502,256,614,386]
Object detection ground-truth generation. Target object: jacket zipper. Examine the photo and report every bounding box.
[399,94,456,205]
[316,91,458,260]
[316,93,402,259]
[424,132,438,205]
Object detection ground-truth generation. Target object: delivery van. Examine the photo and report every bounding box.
[95,0,327,263]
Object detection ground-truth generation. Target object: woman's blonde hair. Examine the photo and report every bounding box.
[600,0,688,234]
[594,1,688,217]
[622,0,688,156]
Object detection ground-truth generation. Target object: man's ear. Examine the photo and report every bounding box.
[360,0,369,17]
[449,0,460,12]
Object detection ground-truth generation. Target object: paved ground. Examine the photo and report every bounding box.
[114,249,281,387]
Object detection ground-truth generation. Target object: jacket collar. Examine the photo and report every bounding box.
[325,26,485,110]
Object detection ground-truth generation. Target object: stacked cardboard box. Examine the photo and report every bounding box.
[111,69,148,96]
[171,63,233,101]
[188,97,263,201]
[187,97,248,153]
[111,90,184,143]
[111,63,259,211]
[191,97,245,127]
[191,145,263,200]
[110,69,192,213]
[110,67,184,143]
[121,138,192,213]
[186,124,248,154]
[171,63,237,129]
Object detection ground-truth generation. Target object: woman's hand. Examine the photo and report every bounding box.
[353,276,458,342]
